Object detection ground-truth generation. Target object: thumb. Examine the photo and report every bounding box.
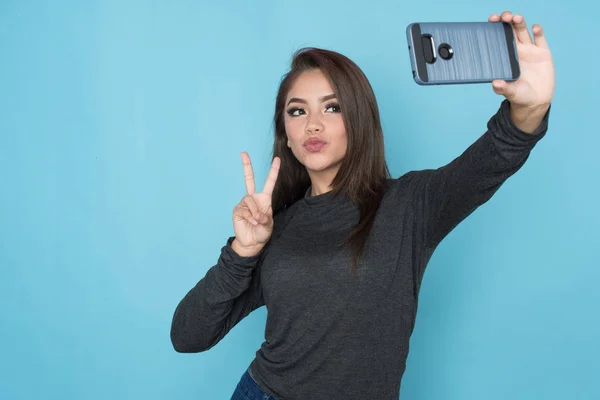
[257,209,273,226]
[492,80,517,100]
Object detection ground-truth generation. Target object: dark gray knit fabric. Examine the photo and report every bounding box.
[171,100,549,399]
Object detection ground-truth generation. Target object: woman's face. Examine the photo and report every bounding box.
[284,69,347,176]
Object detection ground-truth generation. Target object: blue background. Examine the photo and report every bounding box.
[1,1,598,399]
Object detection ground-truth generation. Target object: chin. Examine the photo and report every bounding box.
[301,155,341,172]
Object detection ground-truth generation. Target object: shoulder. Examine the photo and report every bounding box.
[385,169,436,196]
[380,169,444,211]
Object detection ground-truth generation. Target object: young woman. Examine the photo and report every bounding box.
[171,11,555,400]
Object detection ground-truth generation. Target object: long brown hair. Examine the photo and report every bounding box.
[271,47,391,277]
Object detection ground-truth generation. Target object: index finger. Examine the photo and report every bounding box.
[241,151,256,194]
[261,156,281,196]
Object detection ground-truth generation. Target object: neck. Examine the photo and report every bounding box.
[307,167,339,196]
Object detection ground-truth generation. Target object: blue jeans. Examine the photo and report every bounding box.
[230,368,277,400]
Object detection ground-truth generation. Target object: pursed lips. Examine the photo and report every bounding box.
[303,138,327,152]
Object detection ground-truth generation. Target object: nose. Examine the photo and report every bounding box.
[305,114,324,135]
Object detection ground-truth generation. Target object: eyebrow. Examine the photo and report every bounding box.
[287,93,337,106]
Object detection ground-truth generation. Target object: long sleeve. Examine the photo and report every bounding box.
[419,100,550,251]
[170,236,265,353]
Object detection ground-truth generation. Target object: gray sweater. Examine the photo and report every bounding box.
[170,100,549,399]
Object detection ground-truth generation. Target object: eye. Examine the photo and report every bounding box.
[286,107,305,117]
[325,102,341,113]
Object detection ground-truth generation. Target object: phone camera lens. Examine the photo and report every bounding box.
[438,43,453,60]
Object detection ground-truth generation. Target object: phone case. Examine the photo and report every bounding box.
[406,22,520,85]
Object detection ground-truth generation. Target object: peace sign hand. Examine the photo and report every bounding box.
[231,152,281,257]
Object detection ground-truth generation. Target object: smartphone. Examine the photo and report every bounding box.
[406,22,520,85]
